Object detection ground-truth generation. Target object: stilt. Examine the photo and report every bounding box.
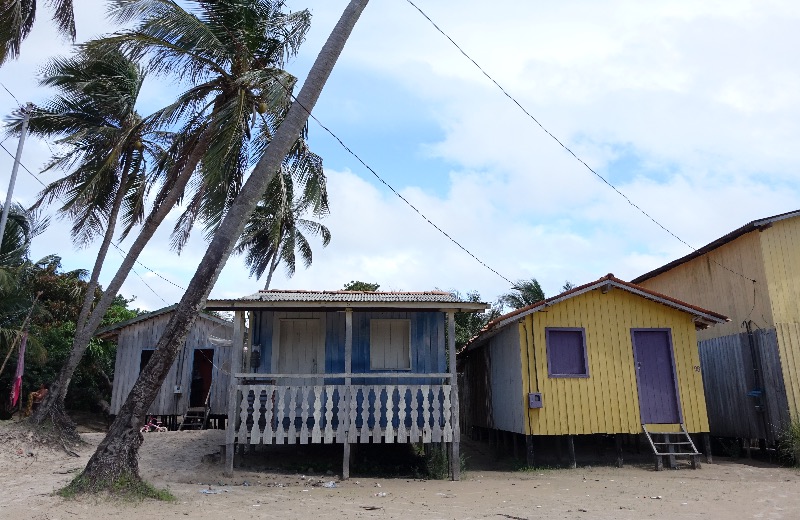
[703,434,713,464]
[615,434,623,468]
[666,433,677,469]
[525,435,535,467]
[555,436,563,464]
[567,435,577,469]
[342,442,351,479]
[451,441,461,481]
[224,443,234,476]
[513,433,520,460]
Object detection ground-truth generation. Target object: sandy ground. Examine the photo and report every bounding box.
[1,424,798,520]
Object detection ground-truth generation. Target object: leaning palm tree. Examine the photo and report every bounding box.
[236,168,331,290]
[70,0,370,496]
[28,0,319,426]
[499,278,546,310]
[5,47,160,427]
[0,0,75,64]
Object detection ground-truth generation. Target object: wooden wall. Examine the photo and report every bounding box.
[251,310,446,378]
[699,329,789,442]
[760,218,800,419]
[488,324,525,434]
[521,288,710,435]
[110,313,233,415]
[637,231,772,341]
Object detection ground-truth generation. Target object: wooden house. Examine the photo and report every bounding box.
[205,290,488,480]
[632,209,800,444]
[460,274,727,469]
[100,305,233,429]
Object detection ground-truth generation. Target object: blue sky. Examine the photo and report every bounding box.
[1,0,800,311]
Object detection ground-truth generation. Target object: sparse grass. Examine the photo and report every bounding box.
[778,418,800,466]
[59,472,175,502]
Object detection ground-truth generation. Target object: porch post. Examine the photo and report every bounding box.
[343,308,353,479]
[225,310,245,476]
[447,311,461,481]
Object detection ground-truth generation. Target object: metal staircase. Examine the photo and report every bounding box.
[643,424,701,470]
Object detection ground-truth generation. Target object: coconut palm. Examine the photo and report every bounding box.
[236,168,331,290]
[0,0,75,64]
[499,278,546,310]
[28,0,321,426]
[5,47,161,425]
[73,0,370,495]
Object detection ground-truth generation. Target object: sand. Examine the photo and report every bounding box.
[1,425,798,520]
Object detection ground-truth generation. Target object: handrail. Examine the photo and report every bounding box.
[234,372,453,379]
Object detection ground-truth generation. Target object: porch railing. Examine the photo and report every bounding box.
[234,376,454,445]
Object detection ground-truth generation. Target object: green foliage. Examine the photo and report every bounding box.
[450,290,500,349]
[60,471,175,501]
[343,281,380,291]
[0,0,76,65]
[499,278,546,311]
[779,418,800,465]
[561,281,576,293]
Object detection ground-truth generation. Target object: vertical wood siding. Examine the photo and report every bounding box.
[699,329,788,442]
[520,288,709,435]
[110,314,233,415]
[487,324,524,433]
[637,231,772,341]
[760,218,800,419]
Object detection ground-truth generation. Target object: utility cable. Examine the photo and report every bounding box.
[403,0,756,284]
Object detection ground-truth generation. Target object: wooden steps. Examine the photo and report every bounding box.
[179,407,209,431]
[643,424,701,470]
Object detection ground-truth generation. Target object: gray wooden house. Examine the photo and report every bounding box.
[205,289,488,480]
[100,305,233,429]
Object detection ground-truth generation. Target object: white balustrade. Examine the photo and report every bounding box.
[233,382,454,446]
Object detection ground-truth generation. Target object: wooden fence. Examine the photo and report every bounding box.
[699,328,789,443]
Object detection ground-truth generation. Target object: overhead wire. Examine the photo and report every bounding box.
[402,0,757,285]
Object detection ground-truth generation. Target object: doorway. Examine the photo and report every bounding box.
[631,329,682,424]
[189,348,215,408]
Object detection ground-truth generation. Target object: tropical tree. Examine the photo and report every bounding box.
[450,290,500,350]
[499,278,546,310]
[344,280,380,291]
[561,281,575,293]
[236,169,331,289]
[5,47,159,427]
[30,0,320,426]
[0,0,76,64]
[68,0,370,496]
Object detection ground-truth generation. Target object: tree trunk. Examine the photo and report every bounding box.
[75,0,370,492]
[263,248,281,290]
[31,134,209,427]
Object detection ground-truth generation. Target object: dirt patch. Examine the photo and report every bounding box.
[1,424,798,519]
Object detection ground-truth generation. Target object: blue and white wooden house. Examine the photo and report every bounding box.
[206,290,488,480]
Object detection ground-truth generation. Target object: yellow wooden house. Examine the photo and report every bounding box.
[632,209,800,444]
[460,274,727,468]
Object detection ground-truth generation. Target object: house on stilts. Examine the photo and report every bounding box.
[632,209,800,447]
[101,305,234,430]
[205,289,488,480]
[459,274,728,470]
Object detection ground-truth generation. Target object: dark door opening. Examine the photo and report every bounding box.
[190,349,214,408]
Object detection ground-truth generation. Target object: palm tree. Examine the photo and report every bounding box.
[499,278,546,310]
[236,169,331,290]
[72,0,370,495]
[29,0,319,425]
[5,48,160,426]
[0,0,75,64]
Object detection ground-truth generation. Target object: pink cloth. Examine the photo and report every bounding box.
[9,332,27,407]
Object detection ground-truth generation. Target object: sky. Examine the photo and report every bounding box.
[1,0,799,312]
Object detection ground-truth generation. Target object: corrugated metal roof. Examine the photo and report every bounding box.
[224,290,469,304]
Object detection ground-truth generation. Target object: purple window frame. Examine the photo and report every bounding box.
[545,327,589,378]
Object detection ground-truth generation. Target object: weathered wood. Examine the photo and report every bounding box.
[224,311,245,475]
[525,435,535,467]
[567,435,577,469]
[703,433,713,463]
[615,434,624,468]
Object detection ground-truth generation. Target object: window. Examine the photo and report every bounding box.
[546,328,588,377]
[370,319,411,370]
[140,349,155,372]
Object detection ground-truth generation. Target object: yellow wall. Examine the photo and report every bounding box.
[637,231,772,341]
[519,288,710,435]
[760,218,800,418]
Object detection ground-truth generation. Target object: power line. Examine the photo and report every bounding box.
[402,0,756,284]
[0,82,22,107]
[0,140,188,299]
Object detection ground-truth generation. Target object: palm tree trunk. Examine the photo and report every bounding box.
[31,135,210,427]
[264,249,281,290]
[74,0,370,492]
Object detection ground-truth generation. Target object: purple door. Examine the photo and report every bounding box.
[631,329,681,424]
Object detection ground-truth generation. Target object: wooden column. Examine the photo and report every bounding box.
[525,435,535,467]
[567,435,576,469]
[342,308,353,479]
[225,310,245,476]
[615,434,624,468]
[447,311,461,481]
[703,433,713,463]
